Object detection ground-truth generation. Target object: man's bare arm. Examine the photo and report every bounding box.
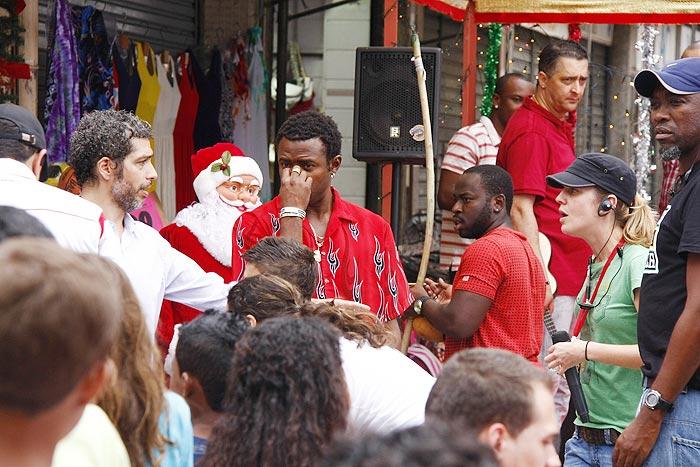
[511,194,553,308]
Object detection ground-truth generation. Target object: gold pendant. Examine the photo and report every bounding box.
[314,249,322,263]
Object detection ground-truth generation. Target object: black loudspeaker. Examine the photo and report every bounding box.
[353,47,441,165]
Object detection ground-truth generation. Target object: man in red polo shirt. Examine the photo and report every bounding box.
[231,111,411,344]
[497,39,591,422]
[405,165,545,363]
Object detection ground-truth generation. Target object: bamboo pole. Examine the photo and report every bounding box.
[400,31,436,354]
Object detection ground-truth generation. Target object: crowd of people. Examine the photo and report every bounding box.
[1,36,700,467]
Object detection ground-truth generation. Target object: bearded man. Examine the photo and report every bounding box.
[70,110,230,337]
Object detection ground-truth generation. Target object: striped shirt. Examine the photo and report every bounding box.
[439,116,500,272]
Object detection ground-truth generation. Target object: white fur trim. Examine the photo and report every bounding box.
[173,202,240,266]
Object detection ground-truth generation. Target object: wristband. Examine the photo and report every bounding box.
[279,207,306,219]
[584,340,590,361]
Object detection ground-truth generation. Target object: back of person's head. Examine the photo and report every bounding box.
[0,238,121,415]
[203,316,348,467]
[242,236,317,299]
[175,310,250,412]
[465,165,514,213]
[494,72,530,96]
[274,110,342,163]
[69,109,152,187]
[227,273,305,320]
[295,301,392,349]
[0,205,54,243]
[425,348,551,437]
[0,103,46,162]
[538,39,588,76]
[90,255,167,467]
[321,423,498,467]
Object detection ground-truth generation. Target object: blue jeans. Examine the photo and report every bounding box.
[564,429,614,467]
[642,388,700,466]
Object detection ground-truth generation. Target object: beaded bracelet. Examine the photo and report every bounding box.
[279,207,306,219]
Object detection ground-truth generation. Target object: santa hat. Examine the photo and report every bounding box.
[191,143,264,201]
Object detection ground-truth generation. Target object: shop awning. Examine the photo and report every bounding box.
[410,0,700,23]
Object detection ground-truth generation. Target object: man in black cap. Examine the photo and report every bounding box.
[613,57,700,467]
[0,103,106,253]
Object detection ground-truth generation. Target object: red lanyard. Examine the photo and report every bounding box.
[572,239,625,337]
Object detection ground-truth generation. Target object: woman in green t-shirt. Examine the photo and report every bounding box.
[543,153,656,467]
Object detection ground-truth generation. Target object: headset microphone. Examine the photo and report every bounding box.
[597,198,614,217]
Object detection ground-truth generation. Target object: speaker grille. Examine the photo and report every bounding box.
[353,47,441,164]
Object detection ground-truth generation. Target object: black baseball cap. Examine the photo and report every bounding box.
[546,153,637,207]
[0,103,46,151]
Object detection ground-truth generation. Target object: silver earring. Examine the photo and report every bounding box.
[494,104,499,109]
[331,172,335,179]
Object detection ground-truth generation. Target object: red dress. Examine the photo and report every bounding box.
[173,52,200,212]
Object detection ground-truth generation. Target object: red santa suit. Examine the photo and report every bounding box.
[157,142,263,355]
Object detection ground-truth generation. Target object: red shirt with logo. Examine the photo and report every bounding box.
[232,188,411,322]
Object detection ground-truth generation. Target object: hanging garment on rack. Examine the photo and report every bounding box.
[135,41,161,126]
[193,48,222,151]
[112,40,141,112]
[153,54,182,222]
[173,51,200,211]
[44,0,80,163]
[72,5,114,113]
[219,41,238,143]
[233,27,269,201]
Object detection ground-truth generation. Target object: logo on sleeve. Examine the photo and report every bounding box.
[236,224,245,249]
[328,238,340,276]
[373,237,385,280]
[349,223,360,241]
[353,258,363,303]
[270,213,280,236]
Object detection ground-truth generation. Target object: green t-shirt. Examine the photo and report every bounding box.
[575,243,646,433]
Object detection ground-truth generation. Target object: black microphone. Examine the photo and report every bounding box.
[551,330,591,423]
[616,246,624,258]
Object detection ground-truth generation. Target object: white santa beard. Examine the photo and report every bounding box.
[173,200,241,266]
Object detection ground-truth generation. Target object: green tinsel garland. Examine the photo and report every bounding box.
[0,0,26,103]
[479,23,502,117]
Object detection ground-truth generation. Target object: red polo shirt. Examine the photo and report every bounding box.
[496,97,589,296]
[446,227,545,362]
[232,188,412,322]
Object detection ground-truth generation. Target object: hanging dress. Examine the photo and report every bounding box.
[44,0,80,163]
[73,5,114,113]
[135,41,161,126]
[173,52,200,211]
[233,27,269,201]
[153,54,182,222]
[193,48,222,151]
[112,40,141,112]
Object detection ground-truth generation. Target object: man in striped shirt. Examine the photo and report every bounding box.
[438,74,534,277]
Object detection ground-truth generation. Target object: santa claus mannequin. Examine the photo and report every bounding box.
[157,143,263,354]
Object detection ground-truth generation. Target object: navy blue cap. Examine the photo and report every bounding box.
[0,103,46,151]
[546,153,637,207]
[634,57,700,98]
